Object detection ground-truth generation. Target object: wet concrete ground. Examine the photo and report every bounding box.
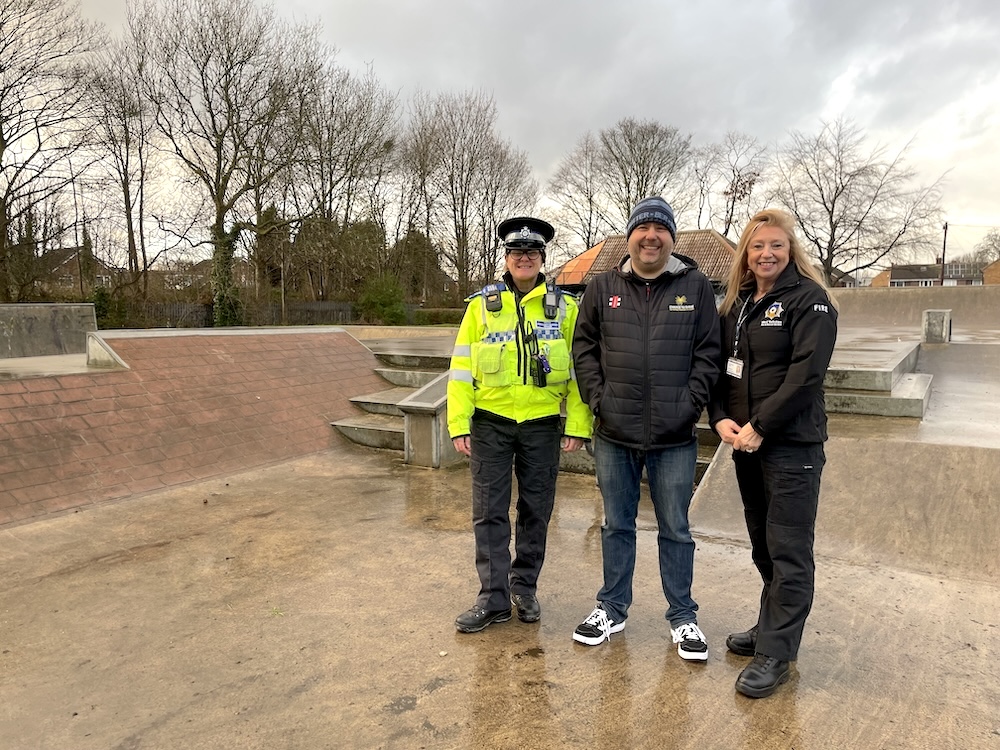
[2,445,998,749]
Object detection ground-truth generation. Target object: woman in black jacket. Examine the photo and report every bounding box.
[709,208,838,698]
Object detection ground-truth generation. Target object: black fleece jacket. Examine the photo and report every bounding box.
[573,252,721,449]
[708,264,838,444]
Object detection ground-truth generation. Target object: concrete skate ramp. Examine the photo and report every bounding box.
[0,303,97,358]
[694,335,1000,583]
[832,285,1000,334]
[692,437,1000,583]
[0,328,388,526]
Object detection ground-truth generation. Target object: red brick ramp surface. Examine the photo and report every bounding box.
[0,330,386,526]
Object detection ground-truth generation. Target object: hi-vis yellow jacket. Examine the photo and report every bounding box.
[447,277,593,440]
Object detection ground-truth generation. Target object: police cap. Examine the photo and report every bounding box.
[497,217,555,250]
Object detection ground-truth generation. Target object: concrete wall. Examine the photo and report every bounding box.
[832,285,1000,329]
[0,304,97,358]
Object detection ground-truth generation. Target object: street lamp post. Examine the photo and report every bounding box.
[939,222,948,285]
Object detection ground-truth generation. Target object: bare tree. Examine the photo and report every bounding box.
[134,0,319,325]
[397,90,442,243]
[294,63,398,228]
[715,132,769,237]
[597,118,692,229]
[472,139,537,285]
[969,229,1000,264]
[416,90,535,294]
[87,36,158,297]
[547,118,693,252]
[0,0,97,301]
[547,133,615,251]
[688,142,723,230]
[774,118,943,283]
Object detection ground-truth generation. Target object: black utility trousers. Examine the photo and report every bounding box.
[469,410,562,611]
[732,441,826,661]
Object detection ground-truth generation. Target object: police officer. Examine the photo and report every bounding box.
[449,216,593,633]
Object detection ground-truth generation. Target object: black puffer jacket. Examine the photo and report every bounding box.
[573,253,721,449]
[708,263,838,443]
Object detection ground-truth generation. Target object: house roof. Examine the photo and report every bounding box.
[40,247,117,275]
[553,229,736,287]
[890,262,985,282]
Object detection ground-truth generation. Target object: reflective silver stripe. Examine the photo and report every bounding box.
[449,369,474,383]
[452,344,471,357]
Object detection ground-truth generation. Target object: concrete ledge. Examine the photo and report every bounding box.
[0,303,96,357]
[825,342,919,392]
[374,367,440,388]
[826,373,932,418]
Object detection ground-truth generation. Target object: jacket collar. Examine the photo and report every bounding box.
[502,270,546,300]
[618,252,693,280]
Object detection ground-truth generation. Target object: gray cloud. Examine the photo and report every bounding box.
[79,0,1000,233]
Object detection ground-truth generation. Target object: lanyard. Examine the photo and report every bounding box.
[733,295,755,356]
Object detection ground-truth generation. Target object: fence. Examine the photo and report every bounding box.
[104,300,449,329]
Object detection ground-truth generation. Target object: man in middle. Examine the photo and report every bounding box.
[571,196,721,661]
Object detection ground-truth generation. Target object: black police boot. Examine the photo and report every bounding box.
[735,654,790,698]
[511,593,541,623]
[455,604,512,633]
[726,624,759,656]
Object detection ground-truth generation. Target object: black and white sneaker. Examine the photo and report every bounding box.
[573,606,625,646]
[671,622,709,661]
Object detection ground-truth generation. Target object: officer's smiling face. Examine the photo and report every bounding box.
[505,247,543,291]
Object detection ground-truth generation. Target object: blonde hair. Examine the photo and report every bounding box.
[719,208,837,315]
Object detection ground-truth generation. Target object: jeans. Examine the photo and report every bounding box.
[733,441,825,661]
[593,434,699,627]
[470,412,562,611]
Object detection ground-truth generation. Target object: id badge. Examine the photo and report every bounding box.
[726,357,744,379]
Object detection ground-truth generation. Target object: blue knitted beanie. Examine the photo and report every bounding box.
[626,196,676,241]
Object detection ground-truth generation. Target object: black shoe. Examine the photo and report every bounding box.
[455,605,512,633]
[735,654,790,698]
[511,594,540,623]
[726,625,759,656]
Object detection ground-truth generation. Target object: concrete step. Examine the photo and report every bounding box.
[375,367,441,388]
[825,341,920,392]
[374,352,450,370]
[349,387,417,417]
[331,413,404,450]
[826,373,933,418]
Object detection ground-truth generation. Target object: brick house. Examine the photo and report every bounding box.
[870,261,986,288]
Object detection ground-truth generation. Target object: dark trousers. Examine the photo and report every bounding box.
[733,442,825,661]
[470,411,562,611]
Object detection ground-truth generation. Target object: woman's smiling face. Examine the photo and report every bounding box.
[747,224,790,291]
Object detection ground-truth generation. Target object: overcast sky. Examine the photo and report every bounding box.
[80,0,1000,259]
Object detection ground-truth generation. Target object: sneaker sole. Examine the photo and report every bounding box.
[678,646,709,662]
[572,622,625,646]
[455,613,512,633]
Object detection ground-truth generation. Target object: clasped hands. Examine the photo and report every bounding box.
[715,418,762,454]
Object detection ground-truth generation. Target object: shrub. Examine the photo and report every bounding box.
[412,308,464,326]
[356,276,407,325]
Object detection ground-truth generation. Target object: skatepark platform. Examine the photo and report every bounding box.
[1,289,999,748]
